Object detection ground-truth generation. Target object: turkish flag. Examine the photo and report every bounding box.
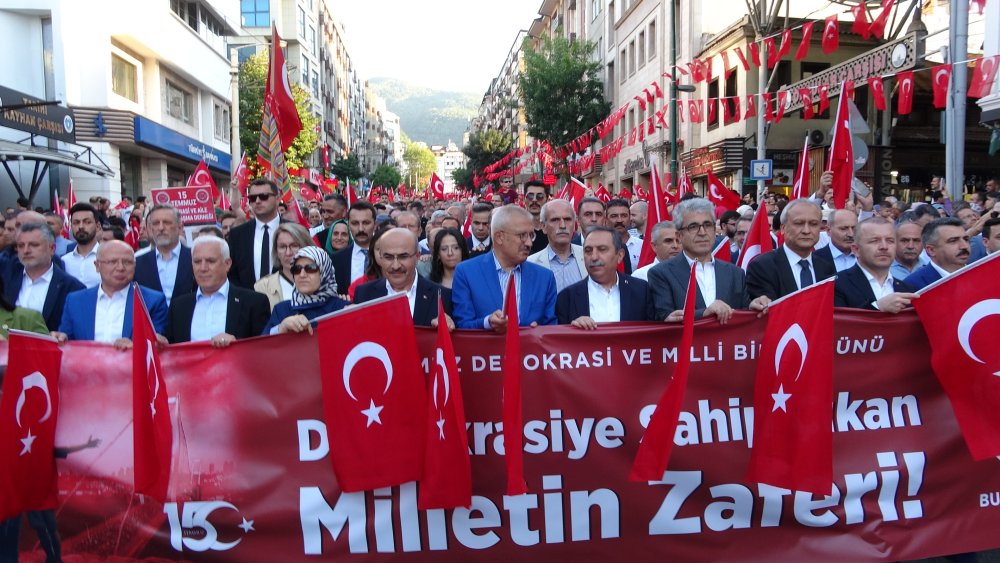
[265,25,303,152]
[869,76,886,111]
[897,70,915,115]
[630,261,696,481]
[679,170,694,196]
[795,21,815,60]
[132,284,172,502]
[628,127,637,146]
[800,87,815,119]
[737,203,774,270]
[827,87,854,209]
[638,163,672,268]
[233,153,250,196]
[774,90,788,123]
[566,177,588,211]
[776,29,792,61]
[746,278,835,494]
[932,64,951,109]
[851,3,871,39]
[729,96,741,122]
[419,295,472,509]
[316,295,427,492]
[706,170,741,211]
[869,0,895,39]
[619,186,632,200]
[502,274,528,495]
[288,196,312,230]
[822,15,839,54]
[595,184,612,203]
[0,331,62,520]
[969,55,999,99]
[765,36,778,69]
[299,183,321,202]
[461,209,472,238]
[744,94,757,119]
[912,253,1000,459]
[722,51,734,76]
[428,172,446,200]
[707,98,718,124]
[734,46,751,71]
[187,160,220,201]
[818,83,831,114]
[712,237,732,263]
[748,41,761,67]
[343,179,359,207]
[762,92,775,123]
[791,135,811,201]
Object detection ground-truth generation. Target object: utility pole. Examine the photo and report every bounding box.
[946,0,969,200]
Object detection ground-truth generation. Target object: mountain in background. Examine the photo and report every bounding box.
[368,77,479,148]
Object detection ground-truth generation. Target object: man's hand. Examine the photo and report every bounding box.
[211,332,237,348]
[876,292,919,314]
[488,310,508,333]
[113,338,133,351]
[815,171,833,201]
[155,334,169,347]
[665,310,684,323]
[430,314,456,332]
[855,187,874,212]
[749,295,771,318]
[704,300,734,324]
[50,331,68,344]
[570,316,598,330]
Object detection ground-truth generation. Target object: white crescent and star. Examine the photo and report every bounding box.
[342,342,394,426]
[771,323,809,412]
[146,342,161,418]
[15,371,53,428]
[957,299,1000,375]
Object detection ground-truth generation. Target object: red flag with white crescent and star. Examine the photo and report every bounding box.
[265,24,303,152]
[595,184,612,203]
[868,76,886,111]
[567,176,588,211]
[132,284,172,502]
[316,294,427,492]
[462,208,472,238]
[0,330,62,520]
[711,236,732,263]
[737,203,774,271]
[428,172,446,200]
[822,15,839,54]
[868,0,896,39]
[932,63,951,109]
[187,160,220,201]
[233,152,250,196]
[795,21,815,60]
[679,169,694,196]
[746,278,835,494]
[629,261,696,481]
[969,55,1000,99]
[705,170,741,211]
[791,134,811,201]
[418,295,472,509]
[913,252,1000,459]
[502,274,528,495]
[897,70,915,115]
[850,3,871,39]
[827,84,854,209]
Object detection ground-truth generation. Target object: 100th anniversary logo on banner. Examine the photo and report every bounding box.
[9,311,1000,561]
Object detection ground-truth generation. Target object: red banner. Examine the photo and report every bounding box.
[8,312,1000,560]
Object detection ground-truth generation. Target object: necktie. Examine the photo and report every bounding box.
[260,224,270,279]
[476,244,485,252]
[361,248,369,270]
[798,259,814,288]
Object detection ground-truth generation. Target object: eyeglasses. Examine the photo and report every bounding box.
[290,263,321,275]
[525,193,547,201]
[500,230,536,242]
[682,221,716,234]
[97,258,135,268]
[247,193,274,202]
[380,252,415,263]
[277,244,301,253]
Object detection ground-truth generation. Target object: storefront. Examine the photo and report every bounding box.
[680,138,745,194]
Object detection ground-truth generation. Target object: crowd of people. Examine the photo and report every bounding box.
[0,172,998,351]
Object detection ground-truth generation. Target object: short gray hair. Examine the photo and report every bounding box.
[191,235,230,260]
[779,198,822,225]
[672,197,715,230]
[650,220,676,241]
[147,204,183,225]
[17,222,55,244]
[491,205,533,233]
[540,198,575,223]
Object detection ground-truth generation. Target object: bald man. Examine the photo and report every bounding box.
[353,228,453,327]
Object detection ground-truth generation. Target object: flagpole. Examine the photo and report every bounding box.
[945,0,968,201]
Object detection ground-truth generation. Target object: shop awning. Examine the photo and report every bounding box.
[0,136,114,202]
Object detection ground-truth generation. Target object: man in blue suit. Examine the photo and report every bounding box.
[452,206,557,330]
[4,223,84,331]
[904,217,971,290]
[556,227,654,327]
[133,204,195,306]
[55,240,168,349]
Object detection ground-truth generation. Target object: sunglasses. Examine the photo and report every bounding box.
[247,193,274,202]
[290,263,321,275]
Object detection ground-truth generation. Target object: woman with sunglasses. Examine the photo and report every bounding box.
[262,246,348,335]
[255,223,316,311]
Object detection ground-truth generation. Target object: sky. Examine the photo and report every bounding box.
[328,0,543,93]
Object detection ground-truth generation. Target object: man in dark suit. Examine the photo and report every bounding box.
[331,201,377,292]
[813,209,858,272]
[452,206,558,329]
[556,226,654,327]
[166,236,270,344]
[133,205,195,306]
[904,217,972,290]
[834,217,918,312]
[648,198,758,323]
[228,179,285,288]
[354,228,453,327]
[466,203,493,258]
[746,199,836,304]
[5,223,84,330]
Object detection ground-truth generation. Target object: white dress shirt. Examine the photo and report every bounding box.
[485,256,522,329]
[94,286,129,343]
[782,245,816,291]
[858,265,896,310]
[624,236,643,270]
[63,242,101,288]
[155,243,182,305]
[351,244,370,283]
[682,252,717,305]
[587,275,621,322]
[930,260,958,280]
[279,275,294,301]
[828,244,857,272]
[632,258,661,281]
[17,265,54,314]
[190,281,230,341]
[470,235,490,252]
[253,216,281,280]
[386,279,418,317]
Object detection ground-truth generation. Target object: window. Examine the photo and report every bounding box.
[608,1,615,46]
[592,0,601,20]
[311,70,319,96]
[707,79,720,130]
[214,101,230,141]
[308,25,316,53]
[165,80,194,124]
[648,20,656,59]
[629,40,636,75]
[171,0,198,30]
[111,54,138,102]
[638,34,649,68]
[241,0,270,27]
[723,71,738,125]
[620,48,627,83]
[301,55,311,85]
[298,6,306,38]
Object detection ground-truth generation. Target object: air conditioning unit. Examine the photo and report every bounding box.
[808,129,825,145]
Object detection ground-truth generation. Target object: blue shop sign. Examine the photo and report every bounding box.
[133,116,231,173]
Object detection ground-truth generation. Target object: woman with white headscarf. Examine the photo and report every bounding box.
[263,246,348,335]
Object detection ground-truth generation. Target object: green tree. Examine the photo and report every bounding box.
[462,129,512,174]
[238,51,320,170]
[520,33,610,148]
[330,154,362,182]
[402,140,438,187]
[451,167,473,190]
[369,164,402,189]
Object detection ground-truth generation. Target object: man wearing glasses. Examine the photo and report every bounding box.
[648,198,759,323]
[228,179,286,288]
[354,228,453,328]
[452,206,558,330]
[524,180,550,254]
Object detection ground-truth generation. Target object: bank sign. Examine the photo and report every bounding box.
[0,85,76,143]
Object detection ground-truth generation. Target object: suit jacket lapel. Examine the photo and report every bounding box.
[848,267,877,304]
[225,290,240,336]
[775,248,798,294]
[619,276,636,320]
[413,277,436,323]
[140,253,164,293]
[481,253,504,311]
[670,257,705,309]
[714,261,730,303]
[123,289,135,339]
